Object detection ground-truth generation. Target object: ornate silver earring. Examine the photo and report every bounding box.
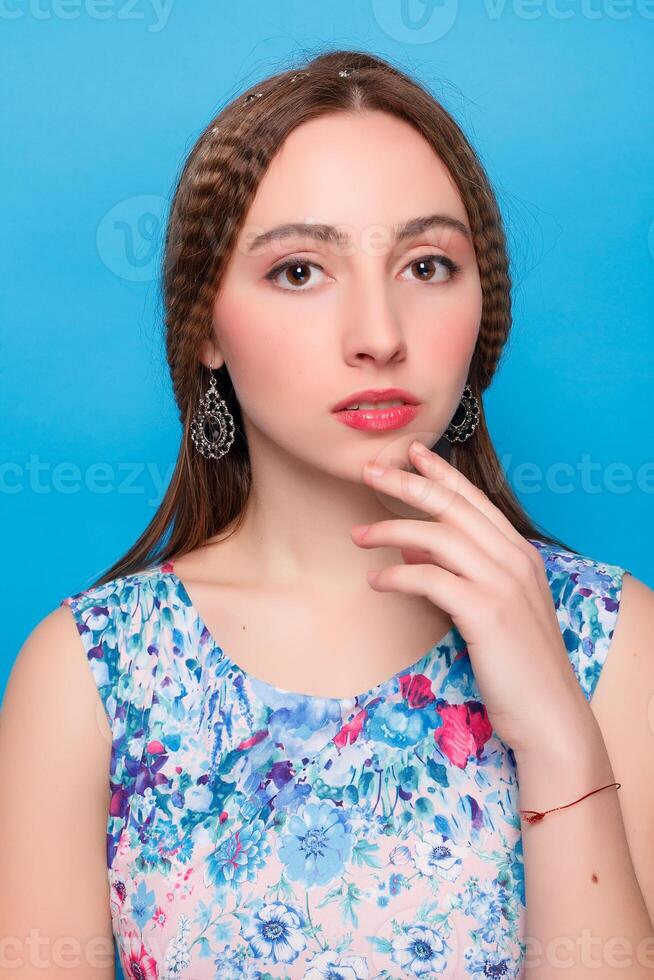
[443,384,480,444]
[190,365,235,460]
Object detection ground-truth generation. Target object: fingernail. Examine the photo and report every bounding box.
[353,524,370,538]
[411,440,428,455]
[365,462,386,478]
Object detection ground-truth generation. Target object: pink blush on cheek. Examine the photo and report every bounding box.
[212,315,319,418]
[424,314,480,370]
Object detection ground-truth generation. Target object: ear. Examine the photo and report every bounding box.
[198,334,226,371]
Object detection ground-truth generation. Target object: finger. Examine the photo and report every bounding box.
[408,442,547,573]
[400,546,435,565]
[408,441,527,549]
[367,561,474,619]
[363,462,523,572]
[354,518,501,584]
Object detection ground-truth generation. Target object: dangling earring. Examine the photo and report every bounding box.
[190,363,235,460]
[443,383,480,444]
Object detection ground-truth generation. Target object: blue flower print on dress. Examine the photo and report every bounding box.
[241,901,308,965]
[278,801,354,886]
[59,539,629,977]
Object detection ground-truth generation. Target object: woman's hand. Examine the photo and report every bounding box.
[351,439,601,760]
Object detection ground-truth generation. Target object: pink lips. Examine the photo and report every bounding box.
[331,387,421,431]
[331,387,420,413]
[333,404,420,431]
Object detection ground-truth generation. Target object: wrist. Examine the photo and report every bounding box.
[512,697,606,769]
[514,728,615,815]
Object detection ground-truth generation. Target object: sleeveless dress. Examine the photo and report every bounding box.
[60,537,629,980]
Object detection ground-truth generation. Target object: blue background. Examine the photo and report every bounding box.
[1,4,652,974]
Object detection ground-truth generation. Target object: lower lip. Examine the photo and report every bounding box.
[333,403,420,431]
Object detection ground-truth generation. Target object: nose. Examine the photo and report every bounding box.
[341,277,408,367]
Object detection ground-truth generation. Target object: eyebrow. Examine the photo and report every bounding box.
[246,213,472,253]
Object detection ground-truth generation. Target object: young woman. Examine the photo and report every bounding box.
[2,49,653,980]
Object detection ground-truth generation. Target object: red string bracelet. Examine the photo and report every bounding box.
[519,781,621,824]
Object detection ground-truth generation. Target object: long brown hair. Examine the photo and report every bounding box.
[93,48,575,588]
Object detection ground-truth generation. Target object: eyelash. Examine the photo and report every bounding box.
[264,253,462,292]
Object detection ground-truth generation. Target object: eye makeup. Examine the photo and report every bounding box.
[264,252,463,292]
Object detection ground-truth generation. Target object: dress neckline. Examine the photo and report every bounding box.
[158,561,459,706]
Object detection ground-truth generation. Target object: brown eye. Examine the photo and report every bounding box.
[412,258,440,281]
[284,263,311,286]
[265,259,327,292]
[402,254,461,284]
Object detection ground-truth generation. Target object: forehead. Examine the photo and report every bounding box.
[237,110,469,247]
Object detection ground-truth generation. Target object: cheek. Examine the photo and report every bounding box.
[425,313,480,368]
[213,292,318,407]
[417,276,482,368]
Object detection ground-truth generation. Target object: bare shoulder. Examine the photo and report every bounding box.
[0,605,114,977]
[590,570,654,925]
[2,604,113,749]
[592,570,654,711]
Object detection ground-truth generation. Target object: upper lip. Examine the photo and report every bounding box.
[331,388,421,412]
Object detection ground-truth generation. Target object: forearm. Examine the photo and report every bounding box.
[515,725,654,978]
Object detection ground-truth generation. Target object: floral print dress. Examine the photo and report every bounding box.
[61,537,629,979]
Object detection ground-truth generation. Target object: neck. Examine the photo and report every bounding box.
[206,427,436,596]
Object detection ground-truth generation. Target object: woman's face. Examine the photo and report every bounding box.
[202,109,483,477]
